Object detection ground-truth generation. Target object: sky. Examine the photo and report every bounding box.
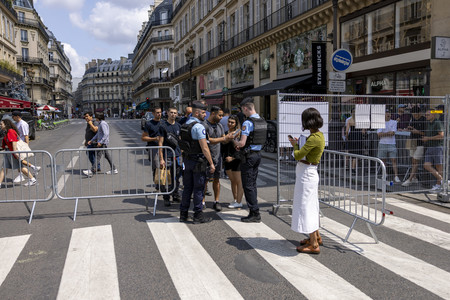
[34,0,155,78]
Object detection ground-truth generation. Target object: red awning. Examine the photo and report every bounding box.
[0,96,32,108]
[0,98,22,109]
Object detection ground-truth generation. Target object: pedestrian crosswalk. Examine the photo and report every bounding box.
[0,198,448,299]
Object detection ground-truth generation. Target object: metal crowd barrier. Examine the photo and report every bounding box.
[318,150,389,243]
[0,150,55,223]
[54,146,176,220]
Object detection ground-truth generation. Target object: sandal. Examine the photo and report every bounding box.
[296,244,320,254]
[299,237,323,246]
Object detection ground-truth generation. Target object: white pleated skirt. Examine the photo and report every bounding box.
[291,162,320,234]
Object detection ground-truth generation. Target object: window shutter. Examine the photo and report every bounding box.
[227,15,230,39]
[249,0,253,26]
[239,6,244,32]
[256,0,260,23]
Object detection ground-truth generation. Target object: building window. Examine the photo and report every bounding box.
[165,29,169,36]
[159,88,170,98]
[231,54,254,86]
[18,12,25,22]
[161,11,168,24]
[22,48,29,60]
[260,48,270,80]
[397,0,431,47]
[20,29,28,42]
[49,51,54,61]
[366,4,395,55]
[157,49,162,61]
[164,48,169,60]
[191,6,196,29]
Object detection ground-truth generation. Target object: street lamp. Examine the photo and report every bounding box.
[27,67,35,116]
[185,46,195,104]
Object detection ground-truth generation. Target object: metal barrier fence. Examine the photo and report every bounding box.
[276,92,449,197]
[318,150,389,242]
[0,150,55,223]
[54,146,176,220]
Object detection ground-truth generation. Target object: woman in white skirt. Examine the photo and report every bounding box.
[289,108,325,254]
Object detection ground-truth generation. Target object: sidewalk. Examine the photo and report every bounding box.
[260,150,450,209]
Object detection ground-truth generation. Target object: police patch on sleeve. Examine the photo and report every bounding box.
[242,125,246,131]
[202,129,206,135]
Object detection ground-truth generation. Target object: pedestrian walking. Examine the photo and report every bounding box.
[422,108,444,191]
[179,101,215,224]
[142,107,162,186]
[234,98,267,222]
[377,110,400,183]
[202,106,234,211]
[158,107,182,206]
[222,115,244,209]
[0,119,37,187]
[289,108,325,254]
[85,112,117,176]
[82,112,100,176]
[11,111,40,182]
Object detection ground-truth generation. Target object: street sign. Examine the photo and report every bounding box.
[329,80,346,92]
[329,72,346,80]
[331,49,353,72]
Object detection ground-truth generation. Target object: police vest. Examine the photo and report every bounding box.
[179,121,203,155]
[245,117,267,148]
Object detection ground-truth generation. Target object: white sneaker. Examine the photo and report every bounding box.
[402,179,412,187]
[13,173,25,183]
[394,176,401,183]
[82,169,93,176]
[33,166,41,175]
[23,178,37,187]
[411,177,419,184]
[431,184,442,191]
[228,201,243,209]
[106,169,118,175]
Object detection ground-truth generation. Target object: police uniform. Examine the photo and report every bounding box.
[240,109,267,221]
[179,110,211,223]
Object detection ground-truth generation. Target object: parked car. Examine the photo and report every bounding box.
[141,111,153,130]
[0,111,36,140]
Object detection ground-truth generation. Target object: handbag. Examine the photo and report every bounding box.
[154,166,171,185]
[16,139,34,161]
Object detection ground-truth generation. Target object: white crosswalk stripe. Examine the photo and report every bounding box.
[0,200,448,299]
[219,211,371,300]
[147,218,243,299]
[0,235,30,287]
[56,225,120,300]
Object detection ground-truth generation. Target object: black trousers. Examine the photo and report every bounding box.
[240,152,261,211]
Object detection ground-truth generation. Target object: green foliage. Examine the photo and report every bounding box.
[0,59,21,75]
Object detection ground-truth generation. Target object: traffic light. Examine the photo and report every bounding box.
[146,97,150,104]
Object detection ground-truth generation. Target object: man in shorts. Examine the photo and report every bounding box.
[402,106,426,187]
[422,109,444,191]
[202,106,234,211]
[377,110,400,183]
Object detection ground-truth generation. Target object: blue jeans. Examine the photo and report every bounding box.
[87,144,101,171]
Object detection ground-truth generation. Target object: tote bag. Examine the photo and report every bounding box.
[16,139,34,161]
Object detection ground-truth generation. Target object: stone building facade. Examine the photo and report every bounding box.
[132,0,174,111]
[79,57,133,116]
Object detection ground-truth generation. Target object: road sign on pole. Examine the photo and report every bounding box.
[329,80,346,92]
[329,72,346,80]
[331,49,353,72]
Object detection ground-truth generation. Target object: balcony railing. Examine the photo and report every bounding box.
[132,35,174,72]
[173,0,328,78]
[135,77,172,94]
[17,17,49,40]
[134,18,173,53]
[17,56,44,64]
[1,0,17,19]
[150,35,173,43]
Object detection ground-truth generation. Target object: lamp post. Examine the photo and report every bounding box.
[27,67,35,116]
[185,46,195,104]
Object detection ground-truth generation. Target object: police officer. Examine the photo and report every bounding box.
[179,101,215,223]
[234,97,267,222]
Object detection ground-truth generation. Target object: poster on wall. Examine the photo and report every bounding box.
[278,101,329,147]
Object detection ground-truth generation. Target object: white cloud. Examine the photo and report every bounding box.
[69,2,149,46]
[62,43,89,78]
[38,0,85,11]
[105,0,153,9]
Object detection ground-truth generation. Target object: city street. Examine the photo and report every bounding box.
[0,119,449,299]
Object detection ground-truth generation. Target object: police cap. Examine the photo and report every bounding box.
[192,100,207,110]
[240,97,254,107]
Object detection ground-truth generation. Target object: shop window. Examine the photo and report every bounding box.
[259,48,270,80]
[231,54,254,86]
[366,4,394,54]
[397,0,431,47]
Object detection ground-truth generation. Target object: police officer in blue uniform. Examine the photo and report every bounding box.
[179,101,215,223]
[234,97,267,222]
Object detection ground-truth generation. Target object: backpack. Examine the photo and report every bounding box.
[179,121,198,153]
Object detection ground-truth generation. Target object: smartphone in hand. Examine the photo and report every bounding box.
[233,129,241,136]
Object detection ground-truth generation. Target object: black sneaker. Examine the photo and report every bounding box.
[205,191,212,196]
[180,211,191,222]
[241,210,261,223]
[193,211,212,224]
[213,202,222,212]
[164,198,171,207]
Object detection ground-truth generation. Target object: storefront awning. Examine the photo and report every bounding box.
[204,84,254,99]
[0,96,32,109]
[136,101,149,110]
[243,75,312,96]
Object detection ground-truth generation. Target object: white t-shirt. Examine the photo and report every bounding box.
[377,119,397,145]
[16,119,29,142]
